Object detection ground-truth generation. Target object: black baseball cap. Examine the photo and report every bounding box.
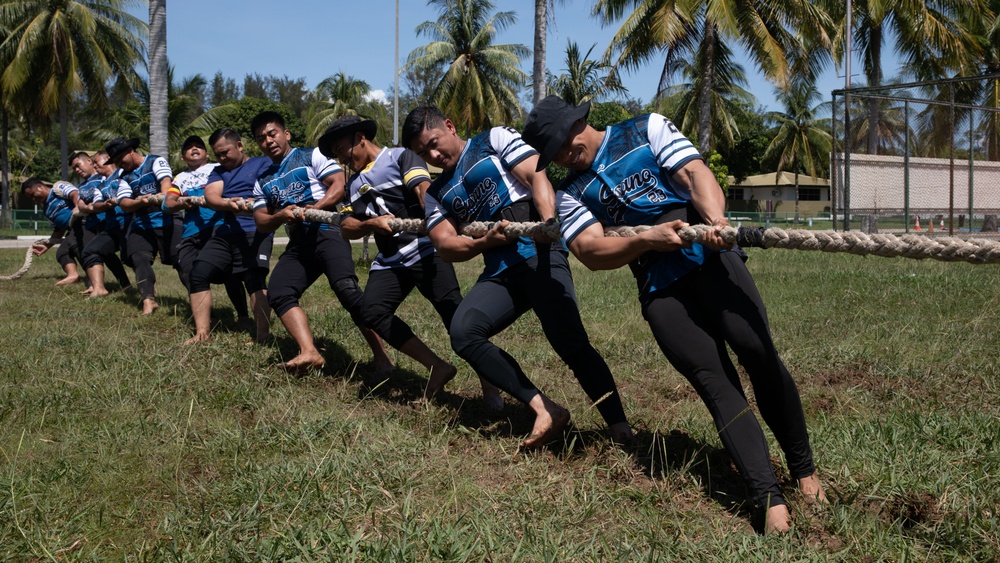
[522,95,591,171]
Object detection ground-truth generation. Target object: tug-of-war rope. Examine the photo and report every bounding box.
[6,201,1000,281]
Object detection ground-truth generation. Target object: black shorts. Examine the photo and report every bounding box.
[127,217,182,265]
[196,231,273,275]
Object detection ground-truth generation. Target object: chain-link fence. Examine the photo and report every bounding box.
[831,74,1000,235]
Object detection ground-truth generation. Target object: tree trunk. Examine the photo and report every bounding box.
[60,95,69,180]
[149,0,169,156]
[696,24,716,154]
[866,27,883,155]
[532,0,547,105]
[1,103,9,224]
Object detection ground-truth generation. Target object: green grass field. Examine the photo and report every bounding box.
[0,244,997,561]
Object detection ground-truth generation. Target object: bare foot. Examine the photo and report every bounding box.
[521,404,571,450]
[79,287,93,295]
[798,472,828,504]
[55,275,80,286]
[609,422,635,446]
[85,288,109,300]
[479,377,504,411]
[764,504,791,535]
[423,363,458,399]
[374,357,396,378]
[278,352,325,373]
[183,333,211,345]
[141,298,159,315]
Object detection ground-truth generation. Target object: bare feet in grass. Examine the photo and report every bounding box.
[798,472,828,504]
[86,288,109,300]
[79,287,93,295]
[183,333,211,345]
[423,363,458,399]
[479,377,504,411]
[141,298,159,315]
[520,402,571,450]
[278,352,325,373]
[764,504,792,535]
[55,274,80,286]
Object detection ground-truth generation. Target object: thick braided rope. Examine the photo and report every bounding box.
[147,194,254,212]
[0,241,45,281]
[114,199,1000,265]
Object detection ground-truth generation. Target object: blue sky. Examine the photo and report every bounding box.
[161,0,855,112]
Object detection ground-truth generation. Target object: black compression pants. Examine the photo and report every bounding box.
[175,231,249,318]
[361,255,463,349]
[267,226,364,324]
[126,218,182,301]
[449,249,627,427]
[642,251,816,509]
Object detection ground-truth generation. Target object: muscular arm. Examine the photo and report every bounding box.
[427,217,514,263]
[307,171,346,211]
[253,205,299,234]
[673,160,731,250]
[508,156,555,222]
[567,220,689,271]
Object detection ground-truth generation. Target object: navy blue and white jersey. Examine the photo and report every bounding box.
[347,147,435,270]
[76,173,105,232]
[424,127,539,279]
[169,163,222,239]
[116,155,172,230]
[252,147,342,231]
[92,169,127,231]
[211,155,271,235]
[557,113,709,298]
[43,181,78,231]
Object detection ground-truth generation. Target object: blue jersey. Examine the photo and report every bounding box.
[557,113,709,299]
[424,127,539,279]
[43,182,78,231]
[347,147,435,271]
[93,169,127,231]
[170,163,221,239]
[211,155,271,235]
[252,147,342,231]
[116,154,172,230]
[76,173,105,232]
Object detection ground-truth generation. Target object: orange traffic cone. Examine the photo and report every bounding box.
[914,216,921,230]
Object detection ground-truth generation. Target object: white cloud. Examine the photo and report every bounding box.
[364,89,388,104]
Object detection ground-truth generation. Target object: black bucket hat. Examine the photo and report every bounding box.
[104,137,141,161]
[318,116,378,159]
[181,135,206,152]
[522,95,590,171]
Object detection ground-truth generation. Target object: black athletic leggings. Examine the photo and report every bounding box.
[361,255,462,349]
[449,249,627,427]
[642,251,816,509]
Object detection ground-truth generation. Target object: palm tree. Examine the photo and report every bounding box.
[305,72,391,146]
[148,0,168,157]
[653,35,754,154]
[822,0,987,155]
[593,0,831,154]
[0,0,146,179]
[549,40,627,106]
[408,0,528,135]
[87,68,230,168]
[763,79,832,223]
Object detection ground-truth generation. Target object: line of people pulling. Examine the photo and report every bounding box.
[21,101,826,533]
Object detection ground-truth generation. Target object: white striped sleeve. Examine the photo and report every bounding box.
[490,127,537,170]
[252,181,268,211]
[116,179,133,201]
[312,147,342,181]
[647,114,701,176]
[424,192,448,230]
[556,190,599,244]
[152,156,173,181]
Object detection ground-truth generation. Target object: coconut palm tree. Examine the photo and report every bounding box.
[822,0,987,155]
[305,72,391,146]
[408,0,528,135]
[593,0,832,154]
[764,79,832,223]
[0,0,146,179]
[148,0,168,157]
[654,35,754,154]
[549,40,627,106]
